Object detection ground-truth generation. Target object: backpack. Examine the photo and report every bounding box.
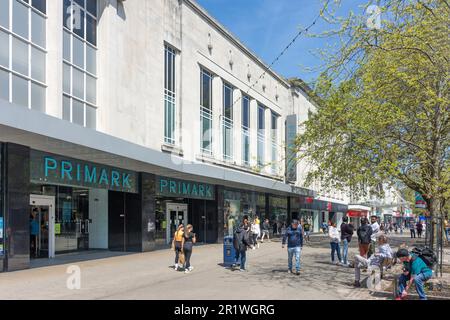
[358,225,371,244]
[411,246,437,267]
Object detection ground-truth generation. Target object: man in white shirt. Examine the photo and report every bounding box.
[368,215,380,257]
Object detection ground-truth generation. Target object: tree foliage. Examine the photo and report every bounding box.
[296,0,449,217]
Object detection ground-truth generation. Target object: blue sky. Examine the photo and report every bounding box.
[196,0,370,84]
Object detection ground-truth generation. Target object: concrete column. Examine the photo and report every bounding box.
[45,0,63,118]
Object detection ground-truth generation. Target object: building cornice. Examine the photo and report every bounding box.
[183,0,291,89]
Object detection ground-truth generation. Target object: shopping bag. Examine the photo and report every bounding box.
[179,251,185,265]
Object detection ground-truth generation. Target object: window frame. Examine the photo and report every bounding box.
[0,0,47,111]
[62,0,97,129]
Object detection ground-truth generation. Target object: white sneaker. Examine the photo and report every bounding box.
[185,269,190,274]
[174,263,179,270]
[189,266,194,271]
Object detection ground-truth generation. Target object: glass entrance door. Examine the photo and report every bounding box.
[30,195,55,259]
[166,203,188,245]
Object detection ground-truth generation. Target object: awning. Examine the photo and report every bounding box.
[347,210,369,218]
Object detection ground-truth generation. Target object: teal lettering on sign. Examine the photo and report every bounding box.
[85,165,97,184]
[31,150,138,193]
[155,176,215,200]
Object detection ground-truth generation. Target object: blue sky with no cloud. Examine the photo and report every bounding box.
[196,0,370,85]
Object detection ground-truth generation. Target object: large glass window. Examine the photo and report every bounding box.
[0,0,46,111]
[164,45,176,145]
[271,112,279,174]
[222,82,233,160]
[257,104,265,168]
[200,68,213,154]
[63,0,97,129]
[242,95,250,166]
[269,195,288,236]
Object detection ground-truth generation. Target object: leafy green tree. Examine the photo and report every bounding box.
[296,0,449,249]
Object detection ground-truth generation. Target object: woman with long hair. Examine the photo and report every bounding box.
[172,224,184,271]
[182,224,197,273]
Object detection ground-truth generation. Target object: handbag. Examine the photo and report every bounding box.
[179,251,185,265]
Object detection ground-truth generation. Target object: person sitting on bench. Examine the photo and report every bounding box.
[353,234,393,287]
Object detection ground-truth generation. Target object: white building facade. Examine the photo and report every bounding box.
[0,0,347,271]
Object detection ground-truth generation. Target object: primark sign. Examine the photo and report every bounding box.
[30,150,138,193]
[156,176,215,200]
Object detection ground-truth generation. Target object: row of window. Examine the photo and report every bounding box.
[164,44,279,172]
[0,0,46,111]
[0,0,97,129]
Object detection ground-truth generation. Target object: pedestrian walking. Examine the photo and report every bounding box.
[389,222,393,234]
[232,216,251,271]
[409,220,416,238]
[329,222,342,265]
[368,215,380,257]
[261,218,270,242]
[357,217,373,258]
[353,235,393,287]
[172,224,184,271]
[282,219,303,275]
[251,219,260,249]
[272,221,278,236]
[303,219,312,244]
[416,221,423,238]
[340,216,354,266]
[444,216,449,243]
[182,224,197,273]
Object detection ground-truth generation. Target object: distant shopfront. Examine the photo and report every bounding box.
[291,196,348,233]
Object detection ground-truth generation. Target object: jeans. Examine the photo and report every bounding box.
[342,239,349,264]
[398,273,432,300]
[410,229,416,238]
[235,250,247,270]
[287,246,301,271]
[330,242,342,263]
[184,244,193,269]
[174,241,182,264]
[354,255,369,282]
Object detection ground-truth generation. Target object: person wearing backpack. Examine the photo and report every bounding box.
[357,217,373,258]
[395,248,433,300]
[340,216,354,266]
[232,216,251,271]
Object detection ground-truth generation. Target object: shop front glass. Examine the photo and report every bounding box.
[269,195,288,236]
[29,184,94,255]
[223,189,266,237]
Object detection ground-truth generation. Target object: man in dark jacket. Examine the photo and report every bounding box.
[357,217,373,258]
[340,216,354,266]
[282,220,303,275]
[232,216,251,271]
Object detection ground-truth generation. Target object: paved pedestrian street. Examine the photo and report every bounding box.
[1,233,439,300]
